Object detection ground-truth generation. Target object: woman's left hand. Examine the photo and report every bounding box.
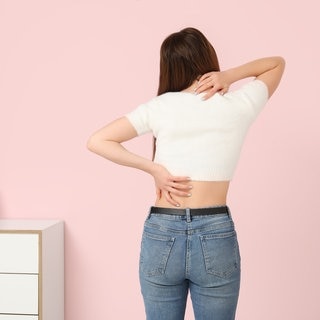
[195,71,229,100]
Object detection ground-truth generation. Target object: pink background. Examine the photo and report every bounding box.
[1,0,319,319]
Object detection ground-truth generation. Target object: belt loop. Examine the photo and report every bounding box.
[226,206,232,218]
[186,208,191,222]
[147,207,152,219]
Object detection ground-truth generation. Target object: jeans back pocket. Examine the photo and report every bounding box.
[200,230,240,279]
[140,231,175,277]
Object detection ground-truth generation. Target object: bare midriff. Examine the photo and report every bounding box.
[155,180,230,209]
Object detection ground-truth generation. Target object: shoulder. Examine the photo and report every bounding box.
[124,94,172,135]
[133,93,172,110]
[225,79,268,107]
[222,79,269,119]
[227,79,268,98]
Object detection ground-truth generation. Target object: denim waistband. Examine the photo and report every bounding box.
[149,205,230,217]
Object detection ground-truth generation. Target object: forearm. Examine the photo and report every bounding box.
[88,139,156,175]
[88,138,192,206]
[225,57,284,83]
[196,56,285,99]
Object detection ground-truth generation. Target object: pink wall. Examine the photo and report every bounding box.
[1,0,319,319]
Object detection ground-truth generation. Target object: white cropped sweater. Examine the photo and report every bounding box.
[126,80,268,181]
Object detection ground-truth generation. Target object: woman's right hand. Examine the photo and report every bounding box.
[151,163,192,207]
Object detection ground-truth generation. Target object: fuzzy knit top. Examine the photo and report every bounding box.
[126,79,268,181]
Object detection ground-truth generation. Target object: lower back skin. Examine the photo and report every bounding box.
[155,181,230,209]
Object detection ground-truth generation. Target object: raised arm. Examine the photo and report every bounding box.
[196,56,285,99]
[87,117,192,207]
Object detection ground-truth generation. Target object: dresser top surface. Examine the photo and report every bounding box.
[0,219,63,231]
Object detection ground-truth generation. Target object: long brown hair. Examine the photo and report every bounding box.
[158,28,220,95]
[153,27,220,159]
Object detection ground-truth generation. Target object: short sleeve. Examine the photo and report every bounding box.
[229,79,269,119]
[125,102,152,136]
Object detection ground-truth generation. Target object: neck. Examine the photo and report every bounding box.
[181,80,199,93]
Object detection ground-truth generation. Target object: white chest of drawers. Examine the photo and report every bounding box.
[0,220,64,320]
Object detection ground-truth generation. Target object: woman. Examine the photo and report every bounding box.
[87,27,285,320]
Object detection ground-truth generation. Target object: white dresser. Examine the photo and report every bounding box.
[0,220,64,320]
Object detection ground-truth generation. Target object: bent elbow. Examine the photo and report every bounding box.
[277,56,286,69]
[87,135,98,153]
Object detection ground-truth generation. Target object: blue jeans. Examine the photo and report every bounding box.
[139,207,241,320]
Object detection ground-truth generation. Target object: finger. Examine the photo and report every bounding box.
[168,176,191,182]
[166,177,192,190]
[166,186,192,197]
[198,72,213,83]
[201,87,219,100]
[195,79,214,93]
[219,86,229,95]
[198,77,213,87]
[196,74,213,87]
[171,182,193,190]
[164,191,180,207]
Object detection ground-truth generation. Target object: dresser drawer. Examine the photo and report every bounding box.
[0,234,39,273]
[0,274,38,315]
[0,316,38,320]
